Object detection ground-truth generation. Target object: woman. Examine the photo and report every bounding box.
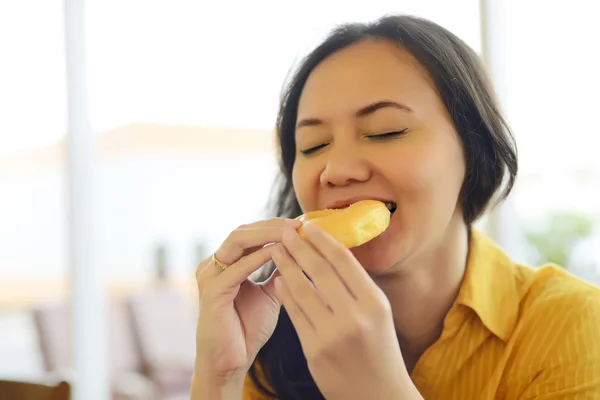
[192,15,600,399]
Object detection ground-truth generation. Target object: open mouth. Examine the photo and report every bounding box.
[330,200,397,214]
[385,202,397,214]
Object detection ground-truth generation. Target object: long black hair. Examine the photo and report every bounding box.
[249,14,518,399]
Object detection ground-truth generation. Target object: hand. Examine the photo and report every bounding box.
[271,224,421,400]
[194,218,302,384]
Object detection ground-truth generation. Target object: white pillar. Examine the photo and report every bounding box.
[64,1,110,399]
[478,0,526,263]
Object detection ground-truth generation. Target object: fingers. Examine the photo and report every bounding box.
[196,217,304,308]
[215,218,302,265]
[259,266,281,304]
[271,243,333,327]
[274,276,317,344]
[302,224,378,300]
[280,229,355,310]
[197,244,274,296]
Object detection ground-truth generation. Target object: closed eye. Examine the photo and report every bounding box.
[299,142,329,155]
[366,129,408,139]
[299,129,408,155]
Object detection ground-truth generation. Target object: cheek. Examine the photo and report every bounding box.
[392,137,465,210]
[292,160,320,212]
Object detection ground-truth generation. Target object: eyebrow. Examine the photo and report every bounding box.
[296,100,413,129]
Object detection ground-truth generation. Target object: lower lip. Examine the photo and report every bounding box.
[384,209,398,233]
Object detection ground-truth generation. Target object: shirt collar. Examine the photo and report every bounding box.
[454,228,521,342]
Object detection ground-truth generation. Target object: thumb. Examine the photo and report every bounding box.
[259,268,281,306]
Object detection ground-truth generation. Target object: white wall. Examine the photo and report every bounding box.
[0,153,279,279]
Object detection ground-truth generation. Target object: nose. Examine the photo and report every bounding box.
[319,143,371,187]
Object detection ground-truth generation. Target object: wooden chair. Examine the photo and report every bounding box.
[0,378,70,400]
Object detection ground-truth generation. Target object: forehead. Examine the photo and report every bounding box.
[297,39,437,117]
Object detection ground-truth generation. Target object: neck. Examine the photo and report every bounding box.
[373,216,469,372]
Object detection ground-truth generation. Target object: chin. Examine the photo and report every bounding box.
[350,231,404,275]
[350,210,416,275]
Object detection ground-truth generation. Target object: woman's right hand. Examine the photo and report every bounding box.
[193,217,302,386]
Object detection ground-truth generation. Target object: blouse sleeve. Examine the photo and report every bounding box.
[242,362,276,400]
[518,297,600,399]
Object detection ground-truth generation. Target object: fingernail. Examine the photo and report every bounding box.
[304,223,319,236]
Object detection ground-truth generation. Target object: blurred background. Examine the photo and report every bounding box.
[1,0,599,399]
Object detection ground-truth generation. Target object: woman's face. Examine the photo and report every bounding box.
[292,39,466,274]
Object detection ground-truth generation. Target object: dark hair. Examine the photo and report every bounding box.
[250,14,518,399]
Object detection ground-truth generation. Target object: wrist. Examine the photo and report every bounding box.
[191,368,246,400]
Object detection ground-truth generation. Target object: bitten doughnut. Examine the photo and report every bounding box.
[296,200,392,248]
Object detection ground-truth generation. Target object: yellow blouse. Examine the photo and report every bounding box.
[243,229,600,399]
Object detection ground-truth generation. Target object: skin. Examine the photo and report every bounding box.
[192,38,471,399]
[292,38,469,372]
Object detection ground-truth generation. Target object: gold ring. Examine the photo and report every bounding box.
[212,253,230,271]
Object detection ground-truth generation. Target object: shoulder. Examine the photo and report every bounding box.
[519,263,600,315]
[515,263,600,362]
[509,264,600,398]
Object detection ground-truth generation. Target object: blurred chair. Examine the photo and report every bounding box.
[0,378,70,400]
[126,284,195,400]
[32,299,157,400]
[32,301,70,375]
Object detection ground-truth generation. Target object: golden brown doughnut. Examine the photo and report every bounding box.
[296,200,391,248]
